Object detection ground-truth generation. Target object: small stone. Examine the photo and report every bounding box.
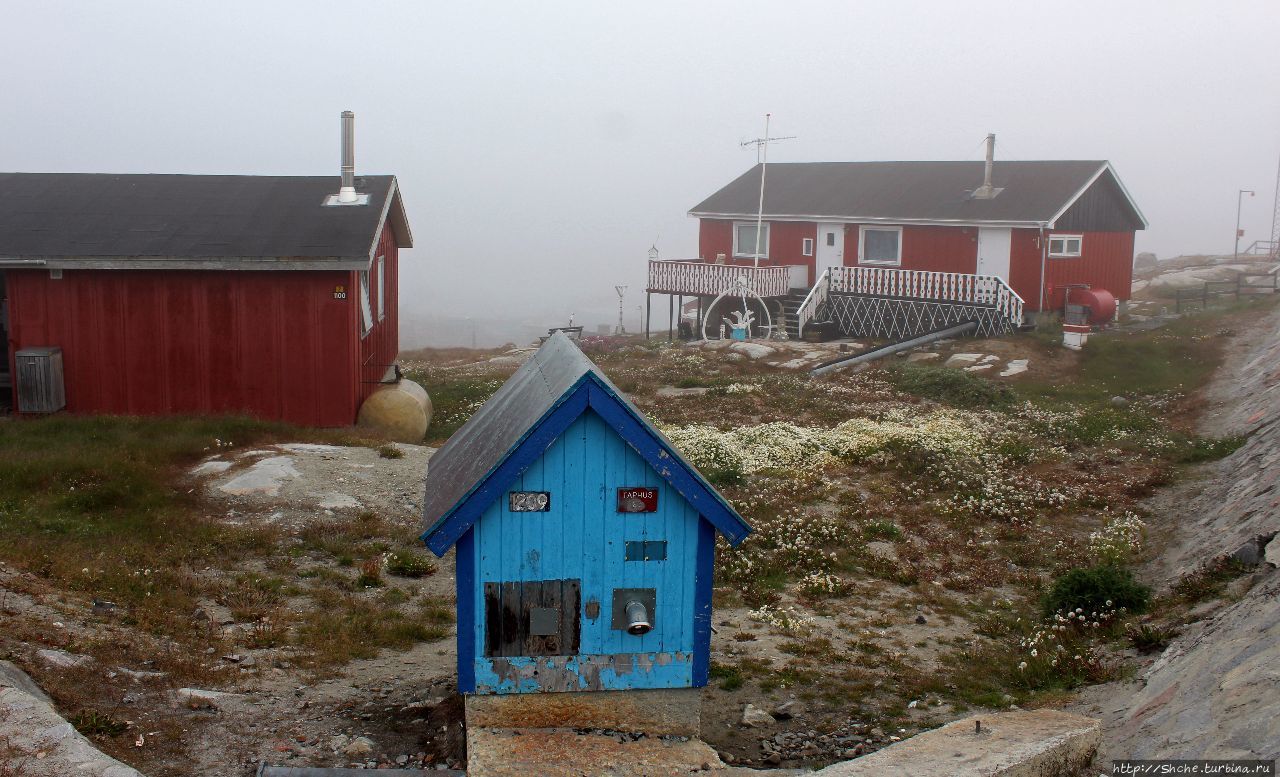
[37,649,91,669]
[915,615,927,625]
[771,700,798,720]
[764,752,783,765]
[344,736,376,757]
[396,755,409,765]
[741,703,776,727]
[1110,396,1129,407]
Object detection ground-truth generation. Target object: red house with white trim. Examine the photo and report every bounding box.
[689,156,1145,314]
[0,168,412,425]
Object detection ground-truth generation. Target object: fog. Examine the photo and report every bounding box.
[4,1,1278,346]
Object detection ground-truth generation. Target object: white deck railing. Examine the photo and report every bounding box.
[795,268,830,338]
[829,266,1025,328]
[647,260,802,298]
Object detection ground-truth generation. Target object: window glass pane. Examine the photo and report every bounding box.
[376,256,385,319]
[826,232,835,247]
[359,270,373,333]
[1049,238,1065,254]
[864,229,899,262]
[735,223,767,256]
[1067,238,1081,254]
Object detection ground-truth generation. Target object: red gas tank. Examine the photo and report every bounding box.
[1065,287,1117,325]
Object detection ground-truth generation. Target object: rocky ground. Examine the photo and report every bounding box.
[3,258,1276,774]
[1067,292,1280,762]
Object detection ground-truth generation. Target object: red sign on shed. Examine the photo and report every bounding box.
[616,487,658,513]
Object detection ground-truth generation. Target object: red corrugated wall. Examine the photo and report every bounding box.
[698,219,1133,311]
[6,223,400,426]
[1009,228,1134,312]
[357,226,400,408]
[697,218,817,283]
[842,225,979,274]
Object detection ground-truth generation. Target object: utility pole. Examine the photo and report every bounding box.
[1236,189,1255,259]
[614,285,627,335]
[741,115,796,269]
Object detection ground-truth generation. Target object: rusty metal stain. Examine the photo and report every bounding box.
[584,598,601,621]
[481,653,686,693]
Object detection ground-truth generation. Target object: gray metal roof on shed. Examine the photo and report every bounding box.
[689,160,1146,228]
[0,173,412,270]
[421,332,751,553]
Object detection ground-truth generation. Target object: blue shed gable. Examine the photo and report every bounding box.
[458,409,715,693]
[421,371,751,556]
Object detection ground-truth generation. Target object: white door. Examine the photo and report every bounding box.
[815,223,844,280]
[975,228,1012,280]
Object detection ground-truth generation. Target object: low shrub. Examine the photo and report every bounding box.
[1169,555,1254,604]
[377,444,405,459]
[1128,623,1178,654]
[387,551,437,578]
[887,365,1015,409]
[1042,565,1150,618]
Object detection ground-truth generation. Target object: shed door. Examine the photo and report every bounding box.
[976,228,1012,281]
[815,223,844,280]
[484,579,581,657]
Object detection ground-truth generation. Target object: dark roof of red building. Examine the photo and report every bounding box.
[689,161,1146,229]
[0,173,412,270]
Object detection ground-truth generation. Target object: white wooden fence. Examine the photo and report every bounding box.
[829,266,1025,329]
[646,260,799,298]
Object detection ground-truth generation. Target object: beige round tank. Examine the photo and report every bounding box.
[357,379,433,444]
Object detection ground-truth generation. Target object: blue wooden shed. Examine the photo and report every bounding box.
[421,332,751,695]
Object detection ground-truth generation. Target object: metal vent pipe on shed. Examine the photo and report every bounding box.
[338,110,357,203]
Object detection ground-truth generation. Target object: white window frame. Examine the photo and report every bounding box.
[801,237,814,257]
[375,254,386,321]
[858,225,903,267]
[358,268,373,337]
[732,221,769,260]
[1048,234,1083,258]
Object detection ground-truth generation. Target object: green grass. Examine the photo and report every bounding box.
[400,368,504,444]
[885,365,1015,409]
[0,415,449,671]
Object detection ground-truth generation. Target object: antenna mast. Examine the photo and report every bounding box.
[614,285,628,335]
[1270,152,1280,258]
[741,114,796,269]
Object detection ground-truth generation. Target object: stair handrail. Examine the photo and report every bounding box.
[795,268,831,338]
[829,266,1024,330]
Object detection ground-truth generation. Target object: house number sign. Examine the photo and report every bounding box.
[333,285,347,299]
[616,487,658,513]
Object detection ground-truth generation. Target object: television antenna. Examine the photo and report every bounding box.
[614,285,628,334]
[741,114,796,268]
[1270,152,1280,258]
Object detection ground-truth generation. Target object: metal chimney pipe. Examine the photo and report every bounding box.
[338,110,357,203]
[982,133,995,191]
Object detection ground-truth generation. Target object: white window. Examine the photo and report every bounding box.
[802,238,814,257]
[732,222,769,259]
[359,268,373,336]
[859,226,902,266]
[1048,234,1083,257]
[376,255,386,321]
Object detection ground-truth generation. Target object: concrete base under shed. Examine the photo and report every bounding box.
[465,687,701,735]
[465,689,720,776]
[466,727,723,777]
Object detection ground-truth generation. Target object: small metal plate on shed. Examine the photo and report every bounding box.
[617,487,658,513]
[611,588,656,631]
[529,607,560,636]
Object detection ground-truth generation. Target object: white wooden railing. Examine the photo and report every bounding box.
[647,260,800,298]
[829,266,1025,328]
[795,268,831,338]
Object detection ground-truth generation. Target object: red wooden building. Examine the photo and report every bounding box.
[648,144,1145,340]
[0,171,412,425]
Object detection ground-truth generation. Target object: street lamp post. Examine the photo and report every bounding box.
[1236,189,1255,259]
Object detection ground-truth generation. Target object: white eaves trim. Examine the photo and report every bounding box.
[1046,162,1148,230]
[688,212,1046,229]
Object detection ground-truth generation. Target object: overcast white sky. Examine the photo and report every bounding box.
[4,1,1279,342]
